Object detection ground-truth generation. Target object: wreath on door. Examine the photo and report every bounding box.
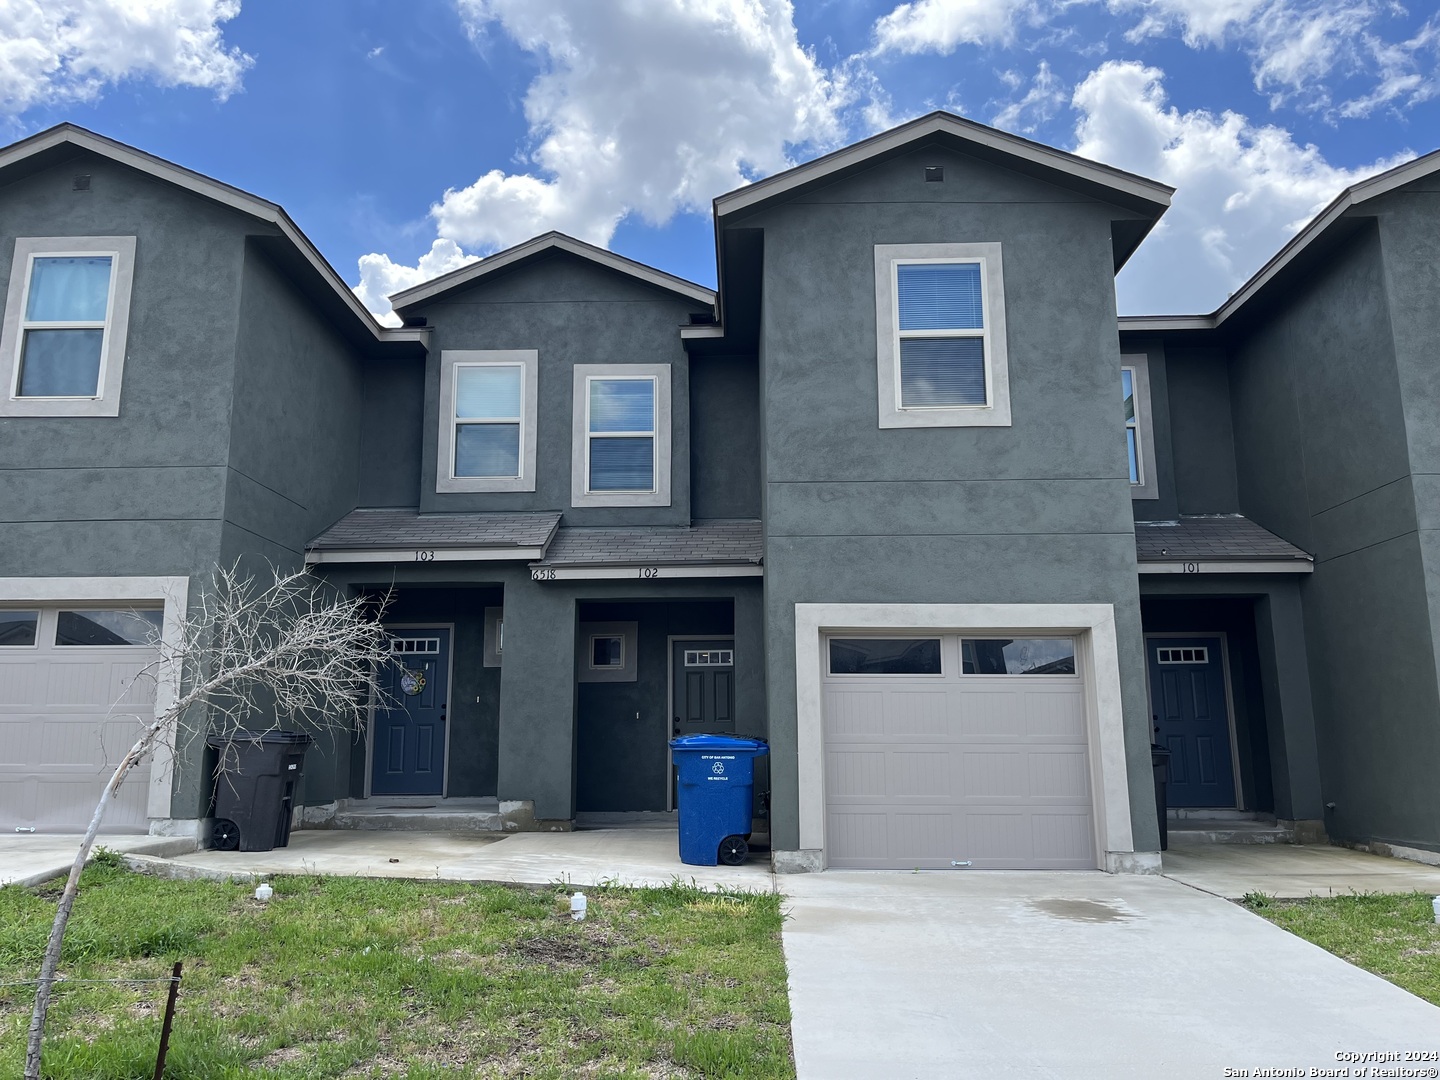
[400,669,426,696]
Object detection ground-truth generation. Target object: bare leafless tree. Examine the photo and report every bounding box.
[25,564,396,1080]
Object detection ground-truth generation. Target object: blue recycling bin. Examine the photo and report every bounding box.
[670,734,769,866]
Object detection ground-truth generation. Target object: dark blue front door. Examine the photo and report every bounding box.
[372,629,449,796]
[1147,636,1237,808]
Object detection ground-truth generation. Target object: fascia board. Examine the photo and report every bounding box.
[713,113,1174,219]
[0,125,415,348]
[389,232,716,309]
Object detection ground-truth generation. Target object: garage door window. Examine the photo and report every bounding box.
[962,637,1076,675]
[828,638,941,675]
[56,608,163,647]
[0,610,38,646]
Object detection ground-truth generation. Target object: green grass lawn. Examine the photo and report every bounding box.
[1240,891,1440,1005]
[0,851,794,1079]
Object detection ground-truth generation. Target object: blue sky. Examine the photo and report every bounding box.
[4,0,1437,320]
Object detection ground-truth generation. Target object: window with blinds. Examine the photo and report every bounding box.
[453,363,523,478]
[1123,367,1140,485]
[587,375,656,493]
[895,261,988,408]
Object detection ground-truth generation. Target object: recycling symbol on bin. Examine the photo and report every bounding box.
[711,761,725,775]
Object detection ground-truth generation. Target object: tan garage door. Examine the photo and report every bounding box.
[0,607,162,834]
[823,634,1096,869]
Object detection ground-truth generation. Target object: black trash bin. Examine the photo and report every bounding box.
[206,730,311,852]
[1150,743,1171,852]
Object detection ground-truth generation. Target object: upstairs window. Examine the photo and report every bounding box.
[874,242,1010,429]
[436,350,538,493]
[1,236,136,417]
[571,364,672,507]
[1122,354,1158,501]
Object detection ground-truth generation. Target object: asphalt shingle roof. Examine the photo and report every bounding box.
[308,509,562,551]
[534,520,763,567]
[1134,515,1311,562]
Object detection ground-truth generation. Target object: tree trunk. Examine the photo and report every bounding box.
[24,743,146,1080]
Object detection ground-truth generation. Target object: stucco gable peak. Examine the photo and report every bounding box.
[387,230,715,311]
[712,110,1174,221]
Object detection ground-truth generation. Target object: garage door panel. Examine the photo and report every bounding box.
[886,691,948,736]
[824,690,885,736]
[824,633,1096,870]
[1027,749,1091,799]
[890,750,952,798]
[961,750,1026,798]
[1032,812,1096,863]
[0,664,39,705]
[954,689,1023,736]
[891,813,956,859]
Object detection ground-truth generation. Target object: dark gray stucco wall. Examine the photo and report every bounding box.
[690,354,761,519]
[400,252,702,525]
[1229,219,1439,846]
[1165,346,1240,516]
[223,240,366,566]
[734,143,1159,854]
[358,359,425,507]
[0,151,256,579]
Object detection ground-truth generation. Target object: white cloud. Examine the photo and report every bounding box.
[352,0,850,321]
[353,239,479,326]
[991,60,1066,132]
[433,0,846,250]
[1110,0,1439,115]
[1071,60,1408,313]
[871,0,1038,54]
[0,0,252,116]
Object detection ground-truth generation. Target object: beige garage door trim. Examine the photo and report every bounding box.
[0,577,188,828]
[793,603,1142,873]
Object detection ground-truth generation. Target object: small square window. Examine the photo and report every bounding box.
[1,236,136,417]
[577,621,637,682]
[437,350,538,493]
[590,634,624,669]
[875,243,1010,429]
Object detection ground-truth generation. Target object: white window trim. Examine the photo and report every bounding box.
[1123,353,1159,501]
[0,576,188,825]
[790,602,1150,874]
[874,242,1011,429]
[436,349,538,494]
[0,236,136,418]
[570,363,672,508]
[576,621,638,683]
[483,606,504,668]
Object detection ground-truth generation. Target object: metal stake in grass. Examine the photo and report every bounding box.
[152,962,183,1080]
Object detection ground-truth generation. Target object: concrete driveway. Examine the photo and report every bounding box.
[782,870,1440,1080]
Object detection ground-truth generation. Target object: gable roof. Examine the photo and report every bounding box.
[0,123,426,351]
[388,231,716,311]
[713,110,1173,234]
[1120,147,1440,333]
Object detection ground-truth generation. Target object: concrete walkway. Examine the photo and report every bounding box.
[1162,842,1440,898]
[153,828,776,892]
[780,869,1440,1080]
[0,834,197,888]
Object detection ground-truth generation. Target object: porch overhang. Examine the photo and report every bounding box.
[1135,515,1313,575]
[527,520,763,582]
[305,508,562,565]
